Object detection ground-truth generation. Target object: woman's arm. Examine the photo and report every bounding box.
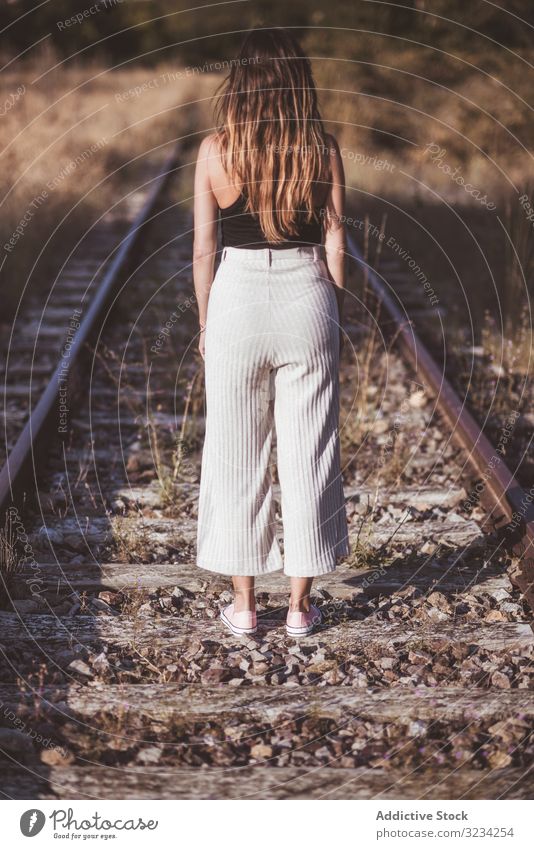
[193,134,219,359]
[322,135,347,350]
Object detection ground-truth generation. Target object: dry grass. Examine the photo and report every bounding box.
[313,43,534,201]
[0,513,19,604]
[0,51,216,324]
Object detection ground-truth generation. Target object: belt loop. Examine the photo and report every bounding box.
[267,248,272,268]
[222,247,227,261]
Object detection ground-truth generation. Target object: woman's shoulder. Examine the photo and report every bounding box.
[198,132,228,182]
[197,131,223,159]
[323,132,341,157]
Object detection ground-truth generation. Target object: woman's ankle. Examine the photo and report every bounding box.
[233,594,256,613]
[288,598,311,613]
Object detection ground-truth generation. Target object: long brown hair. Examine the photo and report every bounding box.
[214,27,330,243]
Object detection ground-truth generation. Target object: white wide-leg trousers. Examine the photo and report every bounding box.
[196,244,350,577]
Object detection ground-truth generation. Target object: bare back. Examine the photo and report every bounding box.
[205,133,334,210]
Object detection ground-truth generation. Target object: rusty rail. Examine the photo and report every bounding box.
[0,143,181,523]
[346,233,534,609]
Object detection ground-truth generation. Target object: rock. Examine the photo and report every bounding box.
[171,587,185,607]
[54,649,77,666]
[487,750,513,769]
[99,591,122,605]
[249,649,265,662]
[91,597,119,615]
[488,587,511,602]
[501,601,521,616]
[408,720,427,737]
[426,607,449,623]
[200,667,228,684]
[0,728,34,761]
[91,652,110,674]
[250,743,273,760]
[408,650,432,664]
[484,609,506,622]
[183,642,203,662]
[314,746,332,760]
[63,534,84,551]
[136,747,163,765]
[426,591,451,612]
[40,747,74,766]
[313,587,333,601]
[491,671,511,689]
[68,659,93,678]
[38,525,63,545]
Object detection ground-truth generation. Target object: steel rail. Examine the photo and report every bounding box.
[346,233,534,609]
[0,143,181,523]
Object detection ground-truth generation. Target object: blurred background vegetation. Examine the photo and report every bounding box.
[1,0,533,365]
[2,0,532,64]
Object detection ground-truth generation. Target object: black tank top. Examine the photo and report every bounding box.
[219,189,325,249]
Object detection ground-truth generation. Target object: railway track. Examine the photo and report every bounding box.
[0,149,533,800]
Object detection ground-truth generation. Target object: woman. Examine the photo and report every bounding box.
[193,27,349,637]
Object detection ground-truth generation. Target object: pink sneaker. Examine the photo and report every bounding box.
[220,603,257,636]
[286,604,322,637]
